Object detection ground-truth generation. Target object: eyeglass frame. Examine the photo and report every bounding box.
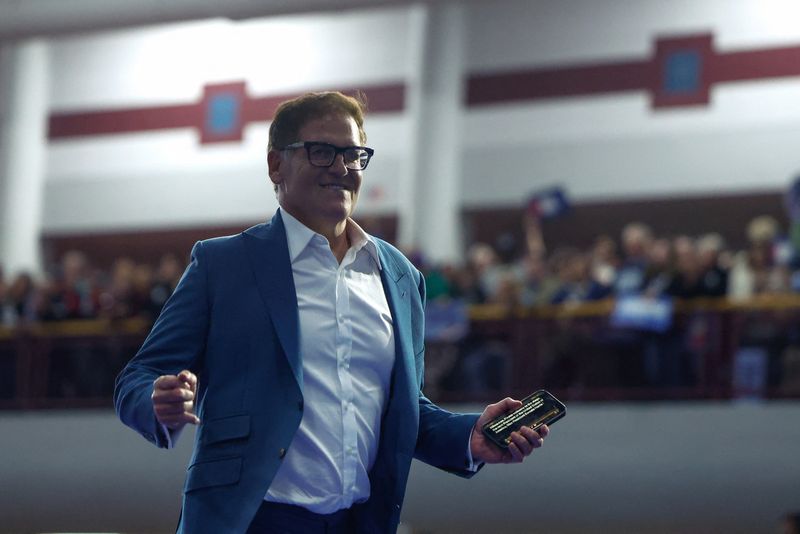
[280,141,375,171]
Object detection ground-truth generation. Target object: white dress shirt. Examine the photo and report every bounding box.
[265,208,396,514]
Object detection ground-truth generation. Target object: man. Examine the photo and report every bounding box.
[114,91,548,533]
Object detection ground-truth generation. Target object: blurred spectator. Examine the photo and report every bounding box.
[550,248,610,305]
[38,250,100,321]
[642,237,675,297]
[131,263,156,318]
[590,234,619,289]
[3,272,37,326]
[614,222,653,295]
[100,258,136,319]
[695,233,729,297]
[746,215,786,294]
[423,264,454,302]
[488,271,522,310]
[728,250,755,300]
[667,235,703,298]
[467,242,506,301]
[449,262,487,304]
[516,253,559,307]
[149,253,184,316]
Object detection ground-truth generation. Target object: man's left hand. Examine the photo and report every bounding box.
[470,397,549,464]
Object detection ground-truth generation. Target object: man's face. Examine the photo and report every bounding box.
[269,113,363,234]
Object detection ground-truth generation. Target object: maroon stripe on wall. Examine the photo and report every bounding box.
[468,60,651,105]
[713,46,800,82]
[242,83,406,122]
[48,82,405,141]
[467,34,800,109]
[48,104,202,138]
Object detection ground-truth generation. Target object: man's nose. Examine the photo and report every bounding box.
[330,153,349,175]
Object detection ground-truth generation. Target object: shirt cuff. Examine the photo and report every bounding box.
[158,422,182,449]
[466,427,484,472]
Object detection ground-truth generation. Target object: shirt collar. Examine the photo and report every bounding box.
[279,207,382,270]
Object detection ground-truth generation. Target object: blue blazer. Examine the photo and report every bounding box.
[114,211,479,533]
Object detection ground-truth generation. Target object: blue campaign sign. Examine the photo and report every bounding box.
[610,295,674,333]
[526,187,570,219]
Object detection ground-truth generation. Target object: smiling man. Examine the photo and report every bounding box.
[114,91,548,534]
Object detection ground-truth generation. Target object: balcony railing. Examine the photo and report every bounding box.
[1,296,799,409]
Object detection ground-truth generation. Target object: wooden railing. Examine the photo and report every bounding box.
[2,296,800,409]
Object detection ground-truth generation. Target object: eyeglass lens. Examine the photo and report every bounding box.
[307,144,369,170]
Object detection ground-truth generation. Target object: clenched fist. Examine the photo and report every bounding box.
[152,370,200,430]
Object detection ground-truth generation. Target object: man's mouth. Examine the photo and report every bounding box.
[320,183,348,191]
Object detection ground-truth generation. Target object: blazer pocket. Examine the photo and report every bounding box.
[184,456,242,493]
[200,414,250,446]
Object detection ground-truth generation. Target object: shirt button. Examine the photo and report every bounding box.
[279,448,287,459]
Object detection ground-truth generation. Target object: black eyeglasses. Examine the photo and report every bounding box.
[281,141,374,171]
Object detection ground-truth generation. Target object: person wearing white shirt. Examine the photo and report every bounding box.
[115,91,549,534]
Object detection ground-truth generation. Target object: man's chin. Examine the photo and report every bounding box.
[323,200,355,221]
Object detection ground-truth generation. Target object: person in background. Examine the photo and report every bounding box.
[549,248,610,305]
[4,272,37,325]
[589,234,619,291]
[746,215,786,294]
[695,232,729,297]
[148,253,184,317]
[614,222,653,296]
[466,241,505,301]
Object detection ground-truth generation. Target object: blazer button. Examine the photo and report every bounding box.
[279,448,287,459]
[298,400,304,411]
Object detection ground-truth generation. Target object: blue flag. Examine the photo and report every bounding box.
[527,187,570,219]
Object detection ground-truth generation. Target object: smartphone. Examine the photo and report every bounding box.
[481,389,566,449]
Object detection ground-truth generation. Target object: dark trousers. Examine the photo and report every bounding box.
[247,500,355,534]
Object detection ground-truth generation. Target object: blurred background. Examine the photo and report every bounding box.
[1,0,800,532]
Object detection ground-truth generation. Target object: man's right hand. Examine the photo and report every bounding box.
[152,370,200,430]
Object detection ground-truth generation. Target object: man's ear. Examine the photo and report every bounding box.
[267,149,283,186]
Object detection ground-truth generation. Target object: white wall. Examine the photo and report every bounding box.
[44,10,414,232]
[43,0,800,237]
[461,0,800,206]
[2,402,798,533]
[38,0,800,231]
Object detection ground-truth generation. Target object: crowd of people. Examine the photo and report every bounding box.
[0,214,796,327]
[0,251,185,327]
[2,213,799,399]
[0,252,186,400]
[419,214,797,309]
[416,213,800,396]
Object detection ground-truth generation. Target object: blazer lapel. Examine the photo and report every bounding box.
[242,211,303,389]
[377,243,417,414]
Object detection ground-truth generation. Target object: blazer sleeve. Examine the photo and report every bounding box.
[113,241,210,448]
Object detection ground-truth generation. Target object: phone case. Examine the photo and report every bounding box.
[481,389,566,449]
